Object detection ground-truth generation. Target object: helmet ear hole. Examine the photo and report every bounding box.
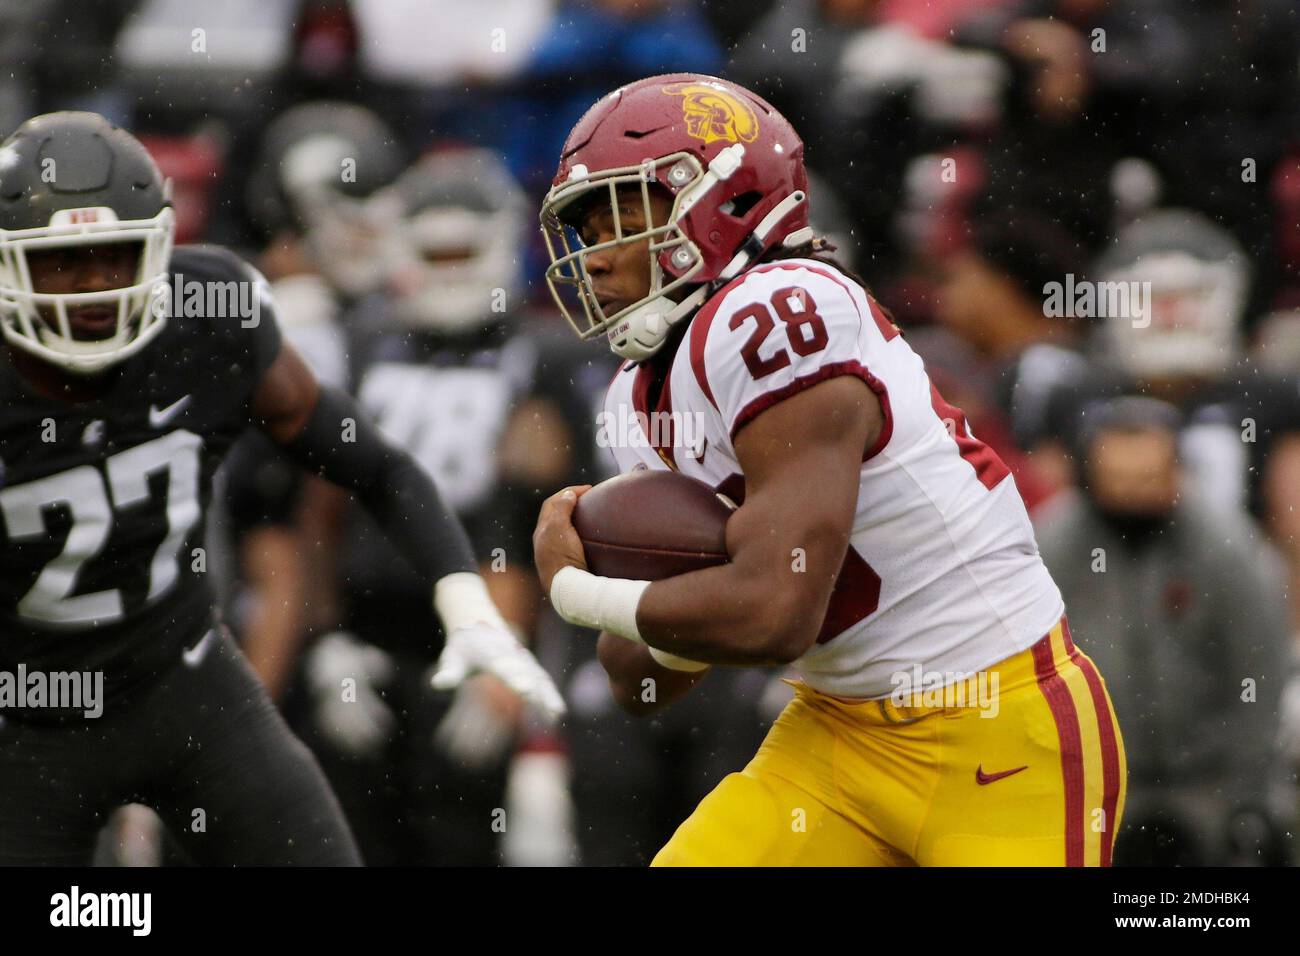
[719,191,763,219]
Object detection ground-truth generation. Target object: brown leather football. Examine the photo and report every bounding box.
[573,470,734,580]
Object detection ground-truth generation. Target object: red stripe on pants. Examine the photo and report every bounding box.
[1032,634,1086,866]
[1062,620,1122,867]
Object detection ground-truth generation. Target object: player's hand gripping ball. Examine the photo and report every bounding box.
[533,484,593,595]
[534,471,733,594]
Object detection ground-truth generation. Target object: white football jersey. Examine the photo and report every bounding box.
[601,258,1064,699]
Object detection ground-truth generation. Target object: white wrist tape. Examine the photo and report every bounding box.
[434,572,509,634]
[647,646,710,672]
[549,566,649,642]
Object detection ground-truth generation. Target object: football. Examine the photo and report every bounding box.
[572,469,734,580]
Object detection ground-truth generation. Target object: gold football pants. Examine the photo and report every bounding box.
[652,618,1126,866]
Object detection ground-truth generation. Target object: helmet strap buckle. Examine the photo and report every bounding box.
[717,189,808,282]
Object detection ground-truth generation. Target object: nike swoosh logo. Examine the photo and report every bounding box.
[976,764,1028,785]
[149,394,191,428]
[182,628,216,668]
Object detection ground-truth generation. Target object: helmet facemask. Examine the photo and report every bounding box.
[541,151,717,362]
[296,183,397,300]
[384,146,528,334]
[0,205,175,374]
[1094,208,1251,384]
[275,131,403,299]
[1102,251,1247,382]
[389,204,520,333]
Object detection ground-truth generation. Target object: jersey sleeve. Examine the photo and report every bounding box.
[172,244,284,387]
[222,430,304,532]
[694,262,879,443]
[242,265,284,381]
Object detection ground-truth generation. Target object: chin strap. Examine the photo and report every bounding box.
[717,189,809,283]
[643,285,708,338]
[614,283,708,362]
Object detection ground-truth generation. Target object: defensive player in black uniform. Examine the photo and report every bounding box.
[227,146,597,864]
[0,112,563,865]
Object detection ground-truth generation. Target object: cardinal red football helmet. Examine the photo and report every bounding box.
[540,73,811,361]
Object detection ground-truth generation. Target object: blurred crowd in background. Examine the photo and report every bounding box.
[6,0,1300,866]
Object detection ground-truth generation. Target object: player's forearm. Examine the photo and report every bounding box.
[633,560,822,666]
[597,632,708,716]
[541,477,843,667]
[633,472,852,665]
[550,524,834,666]
[278,386,479,589]
[239,527,310,701]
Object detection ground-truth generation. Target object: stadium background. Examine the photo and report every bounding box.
[4,0,1299,866]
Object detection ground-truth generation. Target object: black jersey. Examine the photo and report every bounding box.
[333,302,607,651]
[0,245,282,701]
[329,309,536,652]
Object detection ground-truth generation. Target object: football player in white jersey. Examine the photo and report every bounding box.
[533,73,1127,866]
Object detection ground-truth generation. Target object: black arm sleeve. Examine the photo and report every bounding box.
[279,385,478,587]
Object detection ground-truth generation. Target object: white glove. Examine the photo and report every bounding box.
[306,631,396,756]
[431,622,566,722]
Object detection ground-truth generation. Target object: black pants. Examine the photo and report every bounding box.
[286,591,513,866]
[287,659,512,867]
[0,629,360,866]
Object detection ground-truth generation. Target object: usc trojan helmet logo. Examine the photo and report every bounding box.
[662,82,760,145]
